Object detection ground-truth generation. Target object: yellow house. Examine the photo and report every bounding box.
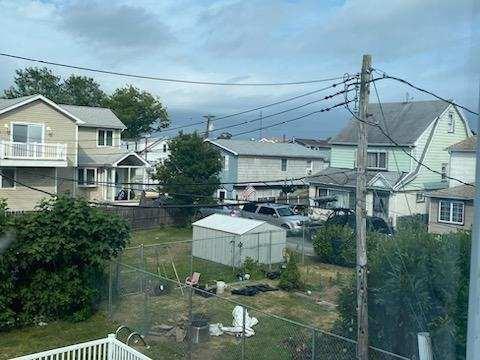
[0,94,149,211]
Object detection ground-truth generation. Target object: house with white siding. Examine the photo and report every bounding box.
[425,135,476,233]
[308,100,472,226]
[0,94,149,210]
[206,139,328,201]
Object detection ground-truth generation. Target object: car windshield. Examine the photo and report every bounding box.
[276,207,295,216]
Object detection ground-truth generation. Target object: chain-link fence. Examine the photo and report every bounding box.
[108,258,410,360]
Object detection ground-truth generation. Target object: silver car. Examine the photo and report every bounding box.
[241,203,308,230]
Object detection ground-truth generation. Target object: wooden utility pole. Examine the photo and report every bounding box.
[203,115,215,139]
[356,54,372,360]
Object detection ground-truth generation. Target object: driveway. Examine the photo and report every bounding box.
[286,235,315,256]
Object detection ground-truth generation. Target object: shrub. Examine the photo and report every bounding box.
[279,251,304,291]
[0,196,130,330]
[242,257,265,280]
[334,223,471,359]
[312,225,355,266]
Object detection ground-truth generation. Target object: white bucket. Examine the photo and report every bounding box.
[216,281,226,295]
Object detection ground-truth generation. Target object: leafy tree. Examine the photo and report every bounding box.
[334,225,470,359]
[153,132,222,221]
[0,196,130,329]
[62,75,108,106]
[4,67,64,102]
[279,250,304,291]
[108,85,169,140]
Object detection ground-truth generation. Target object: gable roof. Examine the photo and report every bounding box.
[207,139,326,159]
[192,214,269,235]
[447,135,476,152]
[78,149,149,167]
[0,95,38,111]
[330,100,451,146]
[426,184,475,200]
[294,138,331,148]
[60,104,126,130]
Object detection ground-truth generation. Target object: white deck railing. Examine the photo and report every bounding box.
[11,334,152,360]
[0,141,67,161]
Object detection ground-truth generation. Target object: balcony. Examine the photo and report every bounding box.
[0,141,68,167]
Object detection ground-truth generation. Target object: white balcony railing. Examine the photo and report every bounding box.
[11,334,152,360]
[0,141,67,161]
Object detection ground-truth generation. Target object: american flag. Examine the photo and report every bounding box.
[242,185,255,200]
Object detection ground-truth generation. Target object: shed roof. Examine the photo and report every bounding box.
[426,184,475,200]
[447,136,476,152]
[192,214,270,235]
[207,139,326,159]
[330,100,450,146]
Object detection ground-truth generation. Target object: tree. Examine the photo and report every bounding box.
[153,133,222,221]
[4,67,64,102]
[0,196,130,329]
[62,75,108,107]
[334,225,470,359]
[107,85,169,140]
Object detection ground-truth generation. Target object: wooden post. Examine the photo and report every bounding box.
[418,332,433,360]
[356,54,372,360]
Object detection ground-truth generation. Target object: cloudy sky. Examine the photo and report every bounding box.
[0,0,478,139]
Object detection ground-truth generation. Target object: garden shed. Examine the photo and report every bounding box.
[192,214,286,267]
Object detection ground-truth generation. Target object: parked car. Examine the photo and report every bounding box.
[241,202,309,230]
[325,208,393,235]
[196,205,241,219]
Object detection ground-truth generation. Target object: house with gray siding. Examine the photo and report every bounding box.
[206,139,328,201]
[308,100,472,225]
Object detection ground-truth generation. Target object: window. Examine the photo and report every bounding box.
[447,112,455,133]
[163,144,167,152]
[0,168,15,188]
[258,206,276,216]
[12,123,43,143]
[441,163,448,180]
[416,192,425,203]
[218,189,226,201]
[439,200,464,224]
[281,158,287,171]
[367,151,387,169]
[307,160,313,170]
[78,168,97,187]
[223,155,229,170]
[98,130,113,146]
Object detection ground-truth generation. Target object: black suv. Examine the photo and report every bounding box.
[325,208,393,235]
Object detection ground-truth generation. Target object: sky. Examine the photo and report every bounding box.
[0,0,478,140]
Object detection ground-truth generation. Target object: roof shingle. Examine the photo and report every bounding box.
[426,184,475,200]
[447,136,476,152]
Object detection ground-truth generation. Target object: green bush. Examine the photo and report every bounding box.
[334,223,471,359]
[312,225,355,266]
[0,196,130,330]
[279,251,304,291]
[242,257,265,280]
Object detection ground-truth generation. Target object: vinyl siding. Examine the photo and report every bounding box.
[330,145,411,172]
[78,127,122,156]
[428,198,473,234]
[406,105,470,190]
[449,152,475,186]
[57,167,76,195]
[236,156,326,182]
[1,167,55,210]
[388,191,427,226]
[0,100,77,166]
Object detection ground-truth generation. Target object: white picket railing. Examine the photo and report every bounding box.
[0,141,67,161]
[10,334,152,360]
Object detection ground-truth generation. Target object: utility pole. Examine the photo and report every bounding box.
[259,111,263,139]
[466,82,480,360]
[203,115,215,139]
[356,54,372,360]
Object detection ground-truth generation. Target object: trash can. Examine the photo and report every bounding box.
[188,320,210,344]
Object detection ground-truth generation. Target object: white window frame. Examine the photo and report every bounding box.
[416,192,425,203]
[223,155,229,171]
[77,167,98,187]
[217,189,226,200]
[447,111,455,133]
[367,151,388,170]
[0,167,16,189]
[441,163,448,180]
[11,122,45,143]
[97,129,114,147]
[438,200,464,225]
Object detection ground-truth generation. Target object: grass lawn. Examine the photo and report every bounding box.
[0,226,353,359]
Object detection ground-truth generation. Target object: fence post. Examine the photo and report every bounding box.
[231,238,236,274]
[107,333,115,360]
[418,332,433,360]
[311,328,316,360]
[108,260,113,319]
[242,306,246,360]
[257,233,260,263]
[302,223,305,265]
[268,231,272,270]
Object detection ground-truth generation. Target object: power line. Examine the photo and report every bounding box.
[0,52,344,86]
[372,69,479,116]
[231,100,353,137]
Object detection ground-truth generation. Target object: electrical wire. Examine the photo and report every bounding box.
[0,52,344,86]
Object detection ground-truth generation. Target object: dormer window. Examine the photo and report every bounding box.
[447,112,455,133]
[98,129,113,146]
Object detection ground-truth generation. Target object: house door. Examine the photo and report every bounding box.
[373,191,389,220]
